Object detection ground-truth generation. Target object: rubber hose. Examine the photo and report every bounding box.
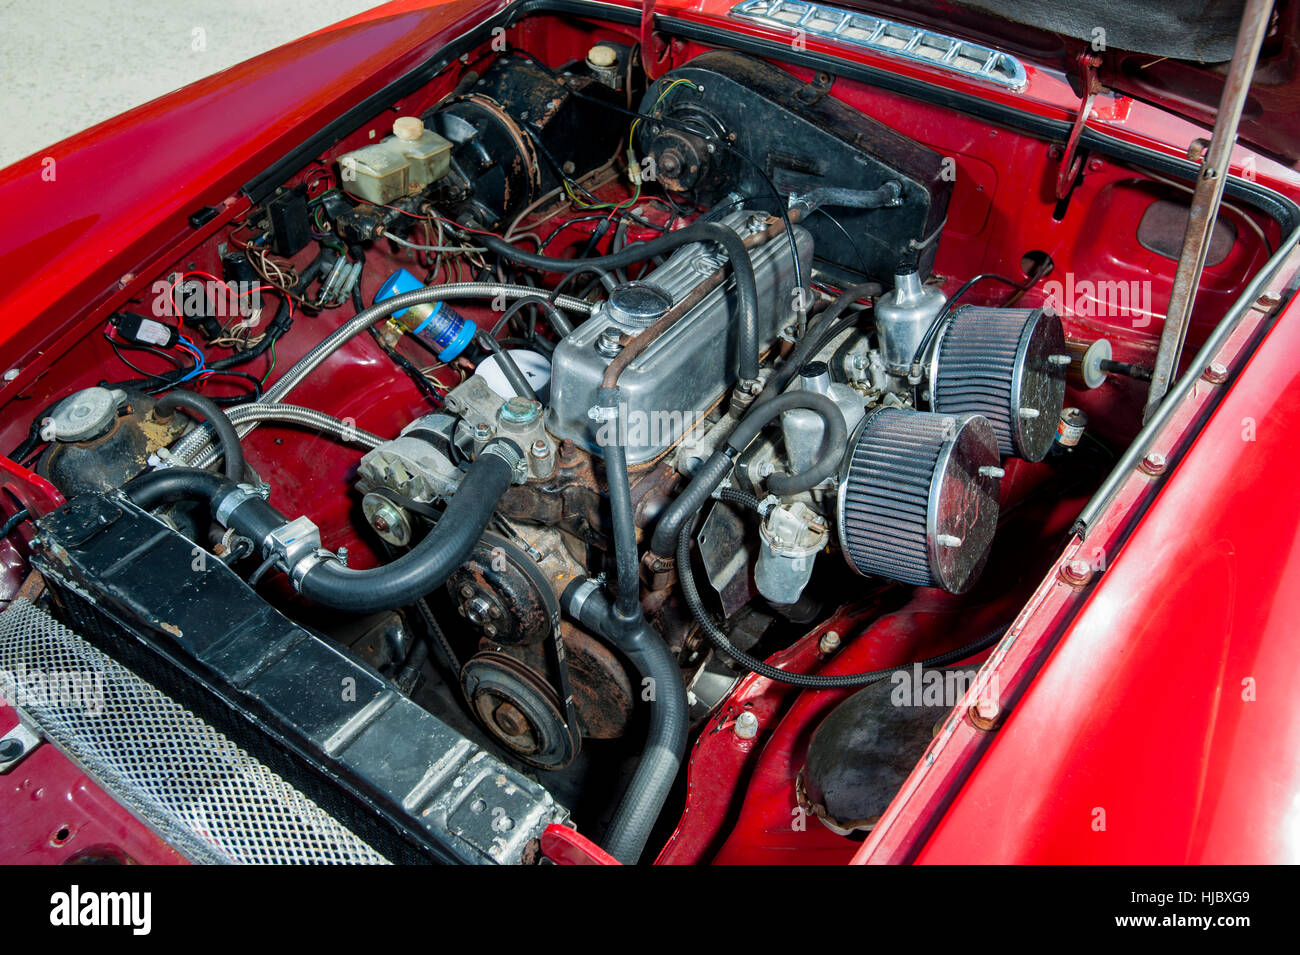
[677,524,1009,688]
[752,281,880,409]
[122,466,231,511]
[481,223,762,381]
[565,583,688,864]
[744,391,847,497]
[475,332,537,401]
[297,447,516,614]
[152,390,244,481]
[1,508,31,539]
[594,388,643,619]
[649,390,846,555]
[715,488,762,511]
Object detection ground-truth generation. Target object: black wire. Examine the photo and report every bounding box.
[539,214,610,250]
[103,330,194,392]
[505,50,806,292]
[1,508,30,539]
[547,266,611,305]
[197,371,264,404]
[909,270,1045,372]
[368,327,444,403]
[351,255,445,404]
[815,208,871,275]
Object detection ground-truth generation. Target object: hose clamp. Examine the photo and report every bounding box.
[564,577,602,621]
[288,548,338,589]
[479,437,528,485]
[214,483,266,526]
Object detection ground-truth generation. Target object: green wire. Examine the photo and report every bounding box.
[261,339,277,384]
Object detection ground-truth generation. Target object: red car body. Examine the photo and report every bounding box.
[1,0,1298,864]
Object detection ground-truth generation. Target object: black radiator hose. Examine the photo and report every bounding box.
[649,390,847,556]
[122,466,232,511]
[572,387,689,863]
[480,222,762,381]
[564,581,688,865]
[152,390,244,481]
[122,446,519,617]
[296,443,518,614]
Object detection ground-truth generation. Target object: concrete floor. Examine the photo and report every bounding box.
[0,0,375,168]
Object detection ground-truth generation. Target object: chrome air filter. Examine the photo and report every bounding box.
[837,408,1002,594]
[929,306,1067,461]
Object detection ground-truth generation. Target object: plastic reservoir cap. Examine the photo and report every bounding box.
[587,45,618,67]
[392,116,425,141]
[374,267,424,318]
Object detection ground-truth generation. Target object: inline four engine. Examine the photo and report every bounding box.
[11,46,1093,866]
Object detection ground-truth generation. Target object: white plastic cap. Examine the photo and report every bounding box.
[392,116,425,141]
[587,44,618,68]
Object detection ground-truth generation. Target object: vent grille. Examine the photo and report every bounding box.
[729,0,1028,91]
[0,598,389,865]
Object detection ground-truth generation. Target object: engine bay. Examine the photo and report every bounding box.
[0,8,1286,864]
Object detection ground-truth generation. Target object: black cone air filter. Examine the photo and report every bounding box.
[929,306,1067,461]
[836,408,1001,594]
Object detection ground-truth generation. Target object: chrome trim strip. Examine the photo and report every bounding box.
[728,0,1028,91]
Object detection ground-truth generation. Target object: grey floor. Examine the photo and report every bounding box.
[0,0,376,168]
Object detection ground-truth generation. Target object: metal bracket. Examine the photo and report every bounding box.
[1054,53,1105,201]
[793,70,834,106]
[0,719,43,773]
[641,0,668,81]
[264,516,324,572]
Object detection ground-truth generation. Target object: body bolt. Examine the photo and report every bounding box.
[1139,451,1167,476]
[1202,361,1229,385]
[818,630,841,655]
[968,697,1003,731]
[1059,559,1093,586]
[734,710,759,740]
[1256,290,1282,310]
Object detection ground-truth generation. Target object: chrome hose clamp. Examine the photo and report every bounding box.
[479,437,528,485]
[214,483,266,527]
[288,548,339,589]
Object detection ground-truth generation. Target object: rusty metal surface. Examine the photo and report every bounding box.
[447,532,557,646]
[39,395,187,498]
[559,622,634,740]
[1143,0,1275,421]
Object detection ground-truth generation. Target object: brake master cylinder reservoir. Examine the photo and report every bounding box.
[376,268,476,361]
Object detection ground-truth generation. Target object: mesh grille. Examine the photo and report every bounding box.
[0,598,389,865]
[931,306,1025,457]
[839,408,944,586]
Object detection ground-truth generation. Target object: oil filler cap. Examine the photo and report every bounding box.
[606,282,672,329]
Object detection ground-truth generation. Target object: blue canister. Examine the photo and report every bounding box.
[375,268,476,361]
